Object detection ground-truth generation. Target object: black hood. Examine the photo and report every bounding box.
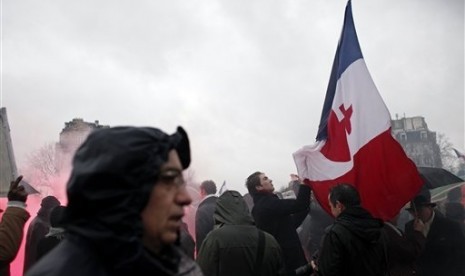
[63,126,190,271]
[336,206,384,243]
[214,190,254,226]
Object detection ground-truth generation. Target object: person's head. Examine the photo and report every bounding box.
[246,171,274,195]
[38,196,60,218]
[41,196,60,209]
[406,193,436,222]
[199,180,217,197]
[63,126,192,261]
[328,183,360,217]
[214,190,253,226]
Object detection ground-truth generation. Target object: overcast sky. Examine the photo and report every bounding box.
[2,0,464,194]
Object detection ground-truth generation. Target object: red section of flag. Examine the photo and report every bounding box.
[307,130,422,220]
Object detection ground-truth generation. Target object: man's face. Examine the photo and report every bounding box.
[141,150,192,253]
[409,205,433,222]
[257,173,274,193]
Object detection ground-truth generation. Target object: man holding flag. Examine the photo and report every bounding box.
[294,0,423,275]
[293,0,422,222]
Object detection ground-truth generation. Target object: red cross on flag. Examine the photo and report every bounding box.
[293,0,422,221]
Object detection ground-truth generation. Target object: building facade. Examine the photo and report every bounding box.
[55,118,109,173]
[391,116,442,168]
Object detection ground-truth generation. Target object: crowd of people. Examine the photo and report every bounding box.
[1,125,465,276]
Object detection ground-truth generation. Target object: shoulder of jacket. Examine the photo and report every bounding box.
[4,206,30,220]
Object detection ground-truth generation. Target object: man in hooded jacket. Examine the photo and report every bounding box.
[197,190,285,276]
[316,183,387,276]
[26,126,203,276]
[23,196,60,273]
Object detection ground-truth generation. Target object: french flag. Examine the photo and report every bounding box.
[293,0,422,221]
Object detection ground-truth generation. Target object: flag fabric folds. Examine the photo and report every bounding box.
[452,148,465,161]
[293,0,422,221]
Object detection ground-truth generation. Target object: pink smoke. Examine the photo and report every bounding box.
[0,171,69,276]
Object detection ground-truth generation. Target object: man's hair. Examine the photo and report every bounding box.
[200,180,217,195]
[329,183,360,207]
[245,171,262,195]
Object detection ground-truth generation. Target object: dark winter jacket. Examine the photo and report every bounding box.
[317,206,386,276]
[36,205,67,261]
[26,126,202,276]
[195,196,217,254]
[251,185,311,274]
[197,191,285,276]
[36,227,65,261]
[28,236,202,276]
[405,211,465,276]
[384,222,425,276]
[23,196,60,273]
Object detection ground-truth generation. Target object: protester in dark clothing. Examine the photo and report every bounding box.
[195,180,217,255]
[36,205,66,261]
[246,172,311,276]
[384,214,426,276]
[301,199,332,259]
[179,222,195,260]
[316,183,386,276]
[26,126,203,276]
[23,195,60,273]
[0,176,30,276]
[405,193,465,276]
[197,190,285,276]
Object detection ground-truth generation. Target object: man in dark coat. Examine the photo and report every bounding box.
[316,183,386,276]
[197,190,285,276]
[405,193,465,276]
[27,126,203,276]
[246,172,311,276]
[0,176,30,276]
[384,214,426,276]
[23,196,60,273]
[36,205,67,261]
[195,180,217,255]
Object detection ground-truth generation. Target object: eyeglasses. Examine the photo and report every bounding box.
[158,169,185,187]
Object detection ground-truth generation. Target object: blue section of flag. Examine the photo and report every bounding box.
[316,0,363,141]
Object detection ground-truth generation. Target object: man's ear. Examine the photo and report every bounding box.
[256,185,263,191]
[336,201,345,211]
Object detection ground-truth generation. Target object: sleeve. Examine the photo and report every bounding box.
[196,234,220,276]
[385,225,425,264]
[195,207,212,254]
[267,185,311,217]
[0,207,30,262]
[407,231,426,258]
[317,229,344,276]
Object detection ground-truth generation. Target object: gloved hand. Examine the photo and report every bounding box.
[7,175,28,203]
